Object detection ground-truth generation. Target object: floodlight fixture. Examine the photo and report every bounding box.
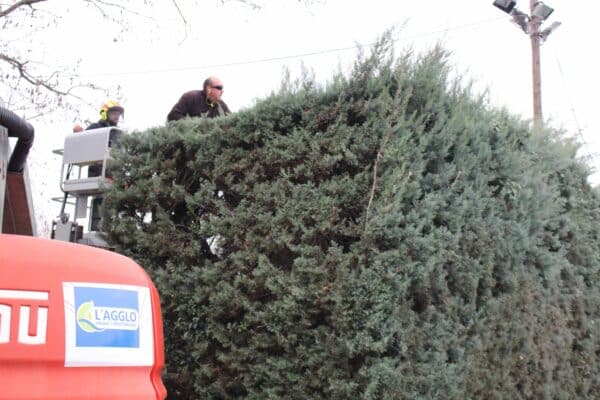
[532,2,554,20]
[511,10,530,34]
[539,21,561,42]
[493,0,517,14]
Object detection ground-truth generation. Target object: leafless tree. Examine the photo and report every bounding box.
[0,0,137,119]
[0,0,319,120]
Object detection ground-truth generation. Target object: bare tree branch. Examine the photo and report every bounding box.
[171,0,189,44]
[364,124,392,231]
[0,0,47,18]
[171,0,187,25]
[81,0,155,21]
[0,53,71,96]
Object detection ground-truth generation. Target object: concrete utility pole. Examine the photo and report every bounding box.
[529,0,543,126]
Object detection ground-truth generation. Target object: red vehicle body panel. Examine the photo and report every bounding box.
[0,234,167,399]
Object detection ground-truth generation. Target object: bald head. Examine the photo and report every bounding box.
[204,76,224,104]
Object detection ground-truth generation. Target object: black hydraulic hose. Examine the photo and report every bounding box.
[0,106,35,173]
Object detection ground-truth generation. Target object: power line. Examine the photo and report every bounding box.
[554,57,587,144]
[81,17,503,78]
[551,45,586,144]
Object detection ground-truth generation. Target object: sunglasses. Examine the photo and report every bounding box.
[211,85,224,90]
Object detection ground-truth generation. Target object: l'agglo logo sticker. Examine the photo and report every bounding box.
[74,286,140,348]
[64,282,154,367]
[76,301,139,333]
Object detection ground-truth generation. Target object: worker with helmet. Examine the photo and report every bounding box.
[86,100,124,130]
[79,100,124,231]
[80,100,124,179]
[72,100,123,132]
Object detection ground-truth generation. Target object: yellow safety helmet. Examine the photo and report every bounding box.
[99,100,124,121]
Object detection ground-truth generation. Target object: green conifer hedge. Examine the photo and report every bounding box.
[101,35,599,399]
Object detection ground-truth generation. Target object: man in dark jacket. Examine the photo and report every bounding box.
[167,76,231,121]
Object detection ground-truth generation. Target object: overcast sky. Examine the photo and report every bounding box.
[22,0,599,235]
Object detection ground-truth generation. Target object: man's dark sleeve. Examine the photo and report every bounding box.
[86,122,101,130]
[167,93,189,122]
[220,101,231,116]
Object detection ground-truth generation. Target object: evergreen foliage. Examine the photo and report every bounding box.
[101,34,600,399]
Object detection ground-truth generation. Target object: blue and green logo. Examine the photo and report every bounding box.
[76,301,139,333]
[74,287,140,348]
[77,301,103,333]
